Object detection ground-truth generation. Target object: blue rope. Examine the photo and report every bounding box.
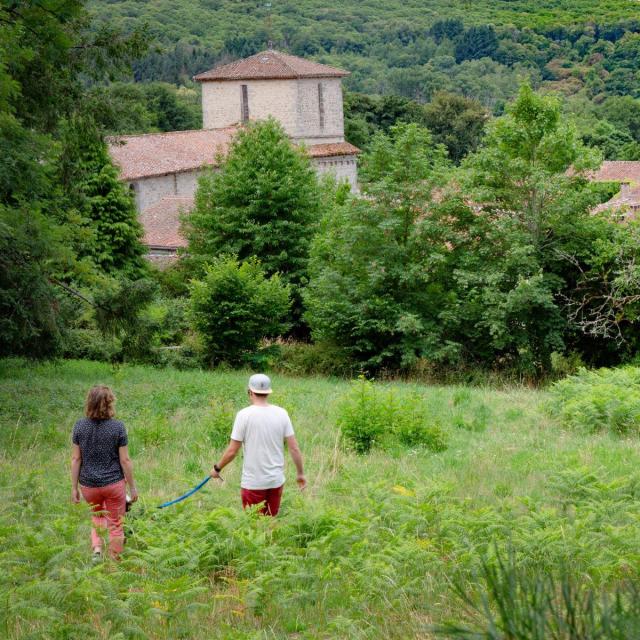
[157,476,212,509]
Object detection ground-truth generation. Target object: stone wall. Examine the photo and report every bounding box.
[201,78,344,144]
[294,78,344,145]
[131,169,204,211]
[311,155,358,190]
[130,157,357,214]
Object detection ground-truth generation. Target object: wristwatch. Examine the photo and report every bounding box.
[214,464,221,473]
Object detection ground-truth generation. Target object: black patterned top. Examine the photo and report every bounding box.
[72,418,128,488]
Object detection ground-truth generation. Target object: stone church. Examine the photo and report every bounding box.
[108,50,360,257]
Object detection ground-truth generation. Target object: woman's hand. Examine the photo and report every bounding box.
[71,487,81,504]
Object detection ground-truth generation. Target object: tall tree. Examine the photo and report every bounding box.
[184,118,322,325]
[0,1,150,357]
[304,123,450,369]
[423,91,488,163]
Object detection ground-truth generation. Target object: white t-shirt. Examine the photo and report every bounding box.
[231,404,295,489]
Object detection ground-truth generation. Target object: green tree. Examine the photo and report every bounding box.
[1,1,150,358]
[455,25,499,63]
[185,118,322,324]
[305,123,449,370]
[449,84,604,372]
[423,91,488,163]
[189,256,291,366]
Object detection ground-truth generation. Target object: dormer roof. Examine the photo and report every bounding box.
[194,50,349,82]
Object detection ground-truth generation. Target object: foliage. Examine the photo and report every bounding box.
[449,85,607,374]
[305,122,449,371]
[57,118,147,278]
[343,91,430,149]
[270,341,355,378]
[0,208,68,358]
[3,360,640,638]
[0,1,151,359]
[90,0,640,118]
[337,376,448,453]
[185,119,322,325]
[440,549,640,639]
[549,366,640,436]
[188,256,291,366]
[308,85,638,376]
[423,92,488,163]
[89,81,202,135]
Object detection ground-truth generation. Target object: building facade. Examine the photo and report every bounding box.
[108,50,360,256]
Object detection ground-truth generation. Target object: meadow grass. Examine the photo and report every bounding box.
[1,358,639,639]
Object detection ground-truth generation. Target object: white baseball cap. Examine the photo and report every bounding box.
[248,373,272,394]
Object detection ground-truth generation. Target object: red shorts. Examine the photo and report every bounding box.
[241,485,283,516]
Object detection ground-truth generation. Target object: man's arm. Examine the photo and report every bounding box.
[210,439,242,479]
[119,446,138,502]
[285,435,306,490]
[71,444,82,503]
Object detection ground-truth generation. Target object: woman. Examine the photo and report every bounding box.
[70,385,138,559]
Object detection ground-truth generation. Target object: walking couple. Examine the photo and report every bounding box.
[71,374,305,559]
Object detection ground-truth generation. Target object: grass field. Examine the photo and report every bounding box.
[2,358,640,639]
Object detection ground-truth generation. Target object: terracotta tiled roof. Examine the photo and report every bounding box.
[307,142,361,157]
[593,185,640,218]
[194,50,349,82]
[109,129,359,180]
[139,196,194,249]
[108,128,237,181]
[589,161,640,184]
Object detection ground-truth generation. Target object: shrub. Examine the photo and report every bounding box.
[188,256,291,366]
[61,328,120,362]
[337,377,386,453]
[549,366,640,436]
[271,340,355,377]
[337,377,448,453]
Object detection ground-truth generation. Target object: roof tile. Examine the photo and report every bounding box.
[194,50,349,82]
[589,160,640,184]
[139,196,194,249]
[109,130,359,181]
[108,128,237,181]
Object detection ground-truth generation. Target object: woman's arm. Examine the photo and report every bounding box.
[71,444,82,503]
[119,446,138,502]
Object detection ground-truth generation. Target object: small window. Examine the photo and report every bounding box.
[241,84,249,123]
[317,83,325,130]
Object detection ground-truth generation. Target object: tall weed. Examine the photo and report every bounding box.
[549,367,640,436]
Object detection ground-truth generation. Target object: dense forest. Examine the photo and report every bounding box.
[87,0,640,160]
[3,0,640,379]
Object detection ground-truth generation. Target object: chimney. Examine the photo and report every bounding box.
[620,181,631,197]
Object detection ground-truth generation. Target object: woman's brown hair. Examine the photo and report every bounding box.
[85,385,116,420]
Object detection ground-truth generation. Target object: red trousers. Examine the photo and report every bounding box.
[80,479,126,557]
[241,485,284,516]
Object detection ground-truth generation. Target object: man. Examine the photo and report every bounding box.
[210,374,306,516]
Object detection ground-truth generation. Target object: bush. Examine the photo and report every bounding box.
[271,341,355,377]
[61,328,120,362]
[188,256,291,366]
[337,376,448,453]
[337,377,387,453]
[549,366,640,435]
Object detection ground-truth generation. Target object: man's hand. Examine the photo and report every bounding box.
[296,474,307,490]
[71,488,81,504]
[128,486,139,503]
[210,466,223,480]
